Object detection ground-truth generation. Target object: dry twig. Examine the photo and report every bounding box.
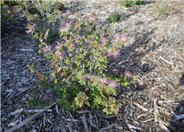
[4,103,56,132]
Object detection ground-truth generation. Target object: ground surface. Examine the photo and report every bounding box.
[1,1,184,132]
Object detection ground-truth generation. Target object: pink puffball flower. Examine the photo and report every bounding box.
[26,23,35,34]
[112,50,120,58]
[114,105,120,113]
[112,68,118,73]
[26,29,33,34]
[99,77,109,85]
[86,39,92,44]
[43,45,51,54]
[100,37,108,43]
[108,80,119,88]
[89,16,96,21]
[116,34,127,42]
[105,49,113,56]
[124,70,132,79]
[85,74,90,79]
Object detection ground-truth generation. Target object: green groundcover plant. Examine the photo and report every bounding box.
[120,0,145,7]
[108,12,122,23]
[25,1,134,115]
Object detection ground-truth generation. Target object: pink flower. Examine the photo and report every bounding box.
[85,74,90,79]
[106,49,120,58]
[43,45,51,54]
[112,50,120,58]
[86,39,92,44]
[112,69,118,73]
[89,16,96,21]
[26,23,35,34]
[124,70,132,79]
[100,37,108,43]
[26,29,33,34]
[99,77,109,85]
[114,105,120,113]
[116,34,127,42]
[108,80,119,88]
[105,49,113,56]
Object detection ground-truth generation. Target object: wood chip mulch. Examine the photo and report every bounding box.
[1,1,184,132]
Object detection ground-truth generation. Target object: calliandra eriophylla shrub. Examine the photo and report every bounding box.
[27,14,133,115]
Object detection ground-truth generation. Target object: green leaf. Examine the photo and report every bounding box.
[28,64,35,73]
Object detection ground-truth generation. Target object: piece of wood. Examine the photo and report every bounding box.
[82,115,89,132]
[4,103,56,132]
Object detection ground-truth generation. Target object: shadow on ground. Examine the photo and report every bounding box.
[179,74,184,86]
[170,101,184,132]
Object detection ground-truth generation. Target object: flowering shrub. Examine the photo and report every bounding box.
[26,2,134,115]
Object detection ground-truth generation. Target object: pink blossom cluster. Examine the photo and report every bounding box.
[116,33,127,42]
[124,70,132,79]
[100,37,108,44]
[86,39,92,44]
[105,49,120,58]
[99,77,119,88]
[85,74,90,79]
[112,68,118,73]
[89,15,96,21]
[114,105,120,113]
[26,23,35,34]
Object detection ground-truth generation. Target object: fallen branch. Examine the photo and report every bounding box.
[4,103,56,132]
[127,123,141,131]
[134,102,148,112]
[159,56,174,65]
[82,114,89,132]
[154,98,159,123]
